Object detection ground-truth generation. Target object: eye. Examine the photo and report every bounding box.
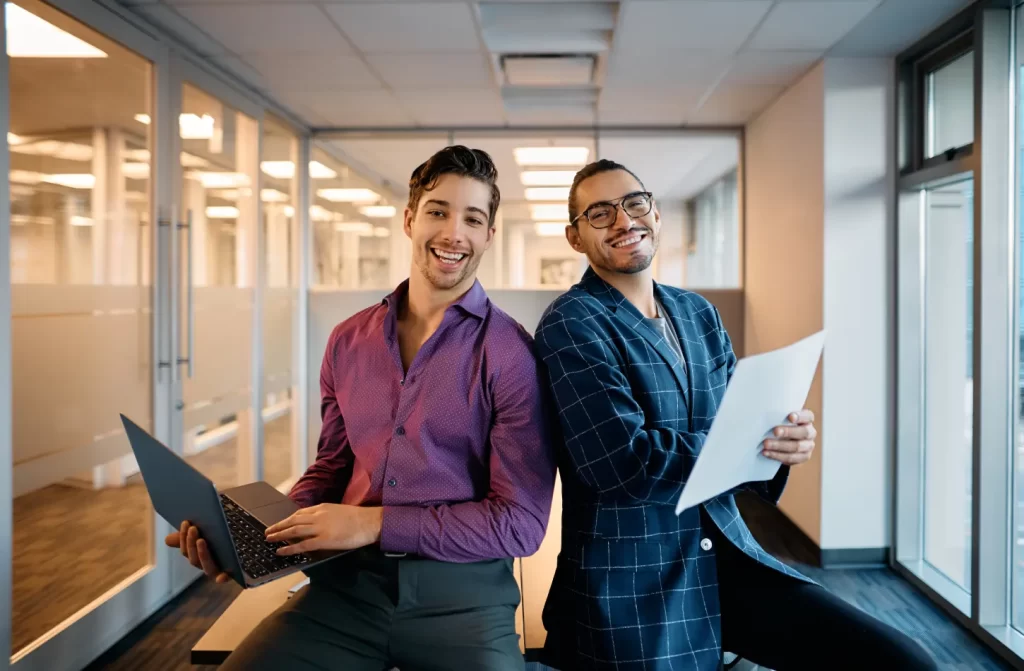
[427,209,445,218]
[467,218,484,227]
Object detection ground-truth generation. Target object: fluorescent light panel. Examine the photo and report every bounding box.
[335,221,373,233]
[534,222,567,237]
[514,146,589,167]
[6,3,107,58]
[261,188,289,203]
[520,170,575,186]
[261,160,338,180]
[530,203,569,220]
[525,187,570,201]
[374,227,391,238]
[7,132,23,145]
[190,171,251,189]
[318,188,379,203]
[179,114,215,140]
[206,206,239,219]
[42,173,95,189]
[360,205,396,218]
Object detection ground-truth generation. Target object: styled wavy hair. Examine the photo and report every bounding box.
[407,145,501,226]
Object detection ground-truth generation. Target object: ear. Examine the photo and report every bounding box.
[483,222,496,250]
[403,207,414,240]
[565,224,584,254]
[652,201,661,226]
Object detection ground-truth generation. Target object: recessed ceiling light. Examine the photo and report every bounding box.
[310,205,334,222]
[284,206,295,218]
[7,132,23,145]
[179,113,215,140]
[530,203,569,220]
[514,147,589,167]
[6,3,107,58]
[134,114,151,125]
[122,162,150,180]
[189,172,251,189]
[42,173,95,189]
[261,188,289,203]
[205,206,239,219]
[521,170,576,186]
[69,215,94,227]
[360,205,396,218]
[318,188,379,203]
[335,221,374,234]
[310,161,337,179]
[534,222,567,237]
[9,170,43,185]
[525,187,570,201]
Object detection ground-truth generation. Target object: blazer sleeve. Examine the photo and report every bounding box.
[536,307,709,505]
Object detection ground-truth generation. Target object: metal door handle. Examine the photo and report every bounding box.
[158,208,174,372]
[177,209,194,378]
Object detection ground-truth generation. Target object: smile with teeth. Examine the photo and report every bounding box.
[611,233,645,248]
[431,248,467,265]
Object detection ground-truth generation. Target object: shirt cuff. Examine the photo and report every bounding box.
[380,506,423,555]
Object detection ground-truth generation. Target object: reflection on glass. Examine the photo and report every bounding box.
[178,83,258,491]
[310,146,395,290]
[1015,54,1024,633]
[261,117,298,487]
[926,51,974,159]
[685,170,739,289]
[922,179,974,592]
[7,0,153,654]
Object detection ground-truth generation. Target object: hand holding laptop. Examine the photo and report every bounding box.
[166,522,231,584]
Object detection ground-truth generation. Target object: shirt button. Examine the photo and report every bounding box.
[700,538,713,552]
[400,378,405,386]
[388,478,397,487]
[395,426,405,436]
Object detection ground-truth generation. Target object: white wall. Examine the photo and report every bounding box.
[746,57,895,554]
[746,62,826,545]
[820,58,894,552]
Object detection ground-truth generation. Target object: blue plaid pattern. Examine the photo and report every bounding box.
[536,269,810,671]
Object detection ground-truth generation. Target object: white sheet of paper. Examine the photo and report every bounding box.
[674,330,826,516]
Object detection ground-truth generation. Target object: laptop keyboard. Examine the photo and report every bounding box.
[220,495,311,580]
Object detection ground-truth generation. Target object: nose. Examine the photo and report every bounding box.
[437,214,466,242]
[610,204,633,231]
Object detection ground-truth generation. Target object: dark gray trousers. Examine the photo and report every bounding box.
[221,547,525,671]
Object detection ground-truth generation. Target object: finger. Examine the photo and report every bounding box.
[196,539,222,580]
[179,521,190,557]
[216,573,231,584]
[265,524,317,543]
[186,526,201,568]
[763,450,811,465]
[164,532,180,548]
[265,509,312,535]
[763,438,815,454]
[277,538,321,556]
[789,409,815,424]
[772,424,815,440]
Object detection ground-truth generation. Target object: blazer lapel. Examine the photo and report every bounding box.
[654,285,700,430]
[581,270,690,401]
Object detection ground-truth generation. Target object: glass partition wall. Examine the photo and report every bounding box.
[895,2,1023,666]
[2,1,311,669]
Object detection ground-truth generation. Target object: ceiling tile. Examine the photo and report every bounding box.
[243,53,382,93]
[829,0,973,56]
[722,50,823,89]
[329,137,453,194]
[597,135,738,200]
[324,3,481,53]
[615,1,773,52]
[131,4,228,55]
[172,4,353,54]
[284,91,415,128]
[604,49,733,90]
[687,83,785,125]
[210,55,268,91]
[366,52,495,90]
[597,92,703,125]
[746,1,881,51]
[394,89,505,126]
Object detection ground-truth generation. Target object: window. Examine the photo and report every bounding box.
[926,50,975,159]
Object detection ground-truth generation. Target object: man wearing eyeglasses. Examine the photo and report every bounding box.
[534,160,936,670]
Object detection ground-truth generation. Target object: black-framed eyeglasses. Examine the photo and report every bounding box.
[571,191,654,229]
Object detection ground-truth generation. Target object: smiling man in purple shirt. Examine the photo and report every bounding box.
[166,146,557,670]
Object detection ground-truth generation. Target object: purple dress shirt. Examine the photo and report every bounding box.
[289,280,557,563]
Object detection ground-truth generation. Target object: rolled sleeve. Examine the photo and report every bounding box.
[380,505,423,555]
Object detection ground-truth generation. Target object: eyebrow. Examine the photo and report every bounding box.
[582,191,646,211]
[424,199,488,217]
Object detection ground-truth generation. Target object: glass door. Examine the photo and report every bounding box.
[168,65,262,592]
[6,1,174,668]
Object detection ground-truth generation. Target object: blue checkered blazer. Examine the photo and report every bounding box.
[535,269,809,671]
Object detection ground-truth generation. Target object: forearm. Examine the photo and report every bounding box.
[380,497,548,562]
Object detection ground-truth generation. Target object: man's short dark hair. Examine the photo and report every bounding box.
[407,145,501,226]
[568,159,646,224]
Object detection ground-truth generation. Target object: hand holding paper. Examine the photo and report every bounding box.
[674,330,825,516]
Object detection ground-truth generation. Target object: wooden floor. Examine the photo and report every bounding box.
[86,492,1014,671]
[11,416,295,655]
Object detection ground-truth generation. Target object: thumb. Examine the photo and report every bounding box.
[164,532,180,547]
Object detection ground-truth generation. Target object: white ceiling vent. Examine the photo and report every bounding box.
[502,55,595,87]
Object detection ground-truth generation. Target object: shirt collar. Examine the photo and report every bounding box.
[382,278,489,320]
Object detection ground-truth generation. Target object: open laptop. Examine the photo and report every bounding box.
[120,413,345,588]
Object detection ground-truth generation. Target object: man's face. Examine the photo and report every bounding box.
[405,173,495,292]
[567,169,659,276]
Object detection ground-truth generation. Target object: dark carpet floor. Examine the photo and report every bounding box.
[86,492,1015,671]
